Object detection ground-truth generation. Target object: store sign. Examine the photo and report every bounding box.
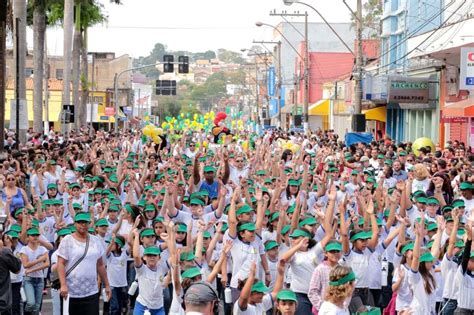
[441,116,468,123]
[388,77,429,104]
[105,107,115,116]
[460,47,474,90]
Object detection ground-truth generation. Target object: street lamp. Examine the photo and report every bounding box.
[282,0,355,56]
[256,20,309,132]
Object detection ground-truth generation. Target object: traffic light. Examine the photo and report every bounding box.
[178,56,189,73]
[163,55,174,73]
[156,80,176,96]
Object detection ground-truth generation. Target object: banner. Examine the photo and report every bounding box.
[267,66,275,97]
[460,47,474,90]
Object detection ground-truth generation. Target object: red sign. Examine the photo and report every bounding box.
[441,116,468,123]
[105,107,115,116]
[468,52,474,62]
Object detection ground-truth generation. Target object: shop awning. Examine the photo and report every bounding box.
[444,96,474,117]
[309,99,329,116]
[363,106,387,122]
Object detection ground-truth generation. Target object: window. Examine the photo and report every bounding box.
[56,69,64,80]
[25,68,33,77]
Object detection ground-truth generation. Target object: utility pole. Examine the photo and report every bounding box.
[304,11,309,132]
[354,0,363,115]
[268,11,309,131]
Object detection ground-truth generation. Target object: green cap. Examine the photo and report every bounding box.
[72,203,82,210]
[426,197,440,206]
[238,222,256,232]
[251,281,268,293]
[47,183,58,190]
[281,225,291,235]
[180,251,196,261]
[427,222,438,232]
[177,223,188,233]
[10,224,21,233]
[298,217,318,227]
[325,242,343,252]
[269,212,280,223]
[143,246,161,256]
[415,196,427,204]
[190,199,205,206]
[57,228,72,237]
[460,182,473,190]
[203,231,212,239]
[74,212,91,223]
[351,170,359,176]
[256,170,266,176]
[366,177,376,184]
[350,230,371,241]
[144,204,156,212]
[140,228,156,237]
[289,229,312,239]
[401,242,414,255]
[138,199,146,207]
[286,204,296,214]
[69,183,81,190]
[236,204,254,216]
[153,216,165,224]
[328,167,339,173]
[276,290,297,302]
[95,218,109,227]
[288,179,301,186]
[377,154,385,159]
[419,252,435,263]
[108,205,120,212]
[264,240,279,252]
[455,240,465,248]
[181,267,202,279]
[203,166,216,173]
[442,205,453,213]
[5,230,19,238]
[27,227,40,236]
[452,199,465,208]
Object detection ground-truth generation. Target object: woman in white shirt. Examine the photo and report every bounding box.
[319,265,355,315]
[20,227,50,315]
[407,218,437,315]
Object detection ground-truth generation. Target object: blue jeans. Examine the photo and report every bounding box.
[443,298,458,315]
[295,292,313,315]
[110,287,127,315]
[133,301,165,315]
[23,276,45,314]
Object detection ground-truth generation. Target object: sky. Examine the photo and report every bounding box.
[26,0,356,58]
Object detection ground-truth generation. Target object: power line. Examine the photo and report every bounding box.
[96,25,253,30]
[375,0,467,72]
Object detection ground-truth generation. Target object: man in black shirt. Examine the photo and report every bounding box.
[0,244,22,315]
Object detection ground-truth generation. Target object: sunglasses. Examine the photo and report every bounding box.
[6,178,15,181]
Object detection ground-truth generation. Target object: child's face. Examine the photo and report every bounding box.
[266,248,279,260]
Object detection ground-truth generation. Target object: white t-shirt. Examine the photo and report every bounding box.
[57,234,105,298]
[455,265,474,310]
[412,178,430,193]
[233,294,273,315]
[106,251,128,288]
[288,243,324,293]
[344,244,385,288]
[407,268,436,315]
[392,264,412,311]
[20,245,48,278]
[318,301,350,315]
[39,216,56,243]
[10,243,24,283]
[135,261,169,310]
[223,231,264,289]
[229,166,249,186]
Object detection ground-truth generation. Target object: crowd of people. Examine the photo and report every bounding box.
[0,126,473,315]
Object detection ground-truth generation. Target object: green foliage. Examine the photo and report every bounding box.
[43,0,106,27]
[217,48,245,64]
[351,0,383,38]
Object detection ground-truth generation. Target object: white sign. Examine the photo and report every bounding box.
[460,47,474,90]
[9,99,28,130]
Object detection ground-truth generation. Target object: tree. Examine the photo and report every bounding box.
[13,0,28,143]
[30,0,47,133]
[351,0,383,38]
[217,48,245,64]
[0,0,10,151]
[62,0,73,134]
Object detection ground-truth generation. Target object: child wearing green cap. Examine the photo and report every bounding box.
[407,215,438,315]
[234,261,286,315]
[19,227,50,314]
[105,235,129,315]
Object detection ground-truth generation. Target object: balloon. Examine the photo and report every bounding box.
[412,137,435,157]
[161,122,168,129]
[152,135,162,144]
[202,141,208,148]
[242,141,249,151]
[143,125,154,137]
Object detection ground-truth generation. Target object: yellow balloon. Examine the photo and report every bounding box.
[143,125,154,137]
[152,135,162,144]
[242,141,249,151]
[202,141,208,148]
[412,137,435,157]
[161,122,168,129]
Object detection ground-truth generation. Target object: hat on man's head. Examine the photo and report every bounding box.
[184,281,218,305]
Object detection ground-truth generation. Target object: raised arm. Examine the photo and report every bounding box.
[238,262,256,311]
